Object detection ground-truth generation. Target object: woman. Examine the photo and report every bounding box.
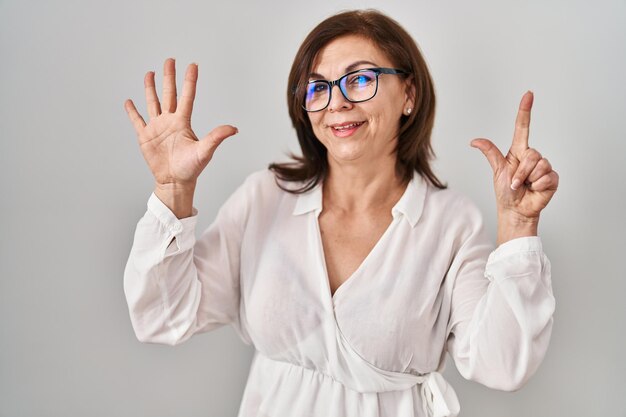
[123,10,558,417]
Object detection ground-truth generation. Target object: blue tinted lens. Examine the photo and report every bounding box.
[347,72,375,88]
[341,70,377,101]
[305,82,329,110]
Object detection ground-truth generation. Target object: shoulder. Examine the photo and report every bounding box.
[426,184,481,214]
[213,169,282,228]
[423,180,485,232]
[239,168,316,196]
[236,168,288,197]
[239,167,275,187]
[419,181,493,256]
[226,168,296,211]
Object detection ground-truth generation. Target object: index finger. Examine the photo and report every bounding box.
[511,90,533,154]
[177,63,198,120]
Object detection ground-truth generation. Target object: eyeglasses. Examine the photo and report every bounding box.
[301,67,409,112]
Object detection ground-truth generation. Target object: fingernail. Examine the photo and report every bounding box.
[511,179,521,190]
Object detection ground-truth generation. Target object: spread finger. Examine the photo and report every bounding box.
[144,71,161,119]
[124,99,146,135]
[162,58,177,113]
[178,63,198,120]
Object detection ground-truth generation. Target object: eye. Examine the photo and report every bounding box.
[313,83,328,93]
[307,82,328,94]
[347,72,375,88]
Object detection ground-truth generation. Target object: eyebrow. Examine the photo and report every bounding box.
[308,60,378,80]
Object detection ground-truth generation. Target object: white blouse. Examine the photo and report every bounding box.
[124,169,555,417]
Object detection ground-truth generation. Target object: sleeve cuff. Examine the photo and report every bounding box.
[488,236,542,261]
[147,192,199,246]
[485,236,545,281]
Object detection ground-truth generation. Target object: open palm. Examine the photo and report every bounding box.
[124,58,238,188]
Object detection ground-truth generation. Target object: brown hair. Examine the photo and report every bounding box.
[269,9,446,193]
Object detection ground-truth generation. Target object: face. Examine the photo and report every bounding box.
[307,35,414,168]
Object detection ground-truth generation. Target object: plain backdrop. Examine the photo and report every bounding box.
[1,0,625,416]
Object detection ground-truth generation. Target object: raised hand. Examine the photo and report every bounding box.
[470,91,559,243]
[124,58,238,191]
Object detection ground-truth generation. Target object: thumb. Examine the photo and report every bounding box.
[198,125,239,163]
[470,138,505,173]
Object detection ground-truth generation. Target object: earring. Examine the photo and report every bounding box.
[405,108,412,115]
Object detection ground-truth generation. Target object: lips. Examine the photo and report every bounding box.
[330,122,365,132]
[330,121,365,131]
[328,121,365,138]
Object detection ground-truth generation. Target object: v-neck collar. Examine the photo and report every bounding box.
[292,170,427,228]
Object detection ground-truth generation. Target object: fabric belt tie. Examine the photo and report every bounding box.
[415,371,460,417]
[328,324,461,416]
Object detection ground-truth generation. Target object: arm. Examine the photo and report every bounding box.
[123,183,251,346]
[122,58,244,346]
[447,91,559,388]
[445,209,555,390]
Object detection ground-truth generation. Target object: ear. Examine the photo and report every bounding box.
[404,76,416,110]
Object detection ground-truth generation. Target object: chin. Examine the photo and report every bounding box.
[327,147,366,163]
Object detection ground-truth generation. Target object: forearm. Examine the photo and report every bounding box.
[125,246,201,346]
[124,193,202,345]
[448,237,555,391]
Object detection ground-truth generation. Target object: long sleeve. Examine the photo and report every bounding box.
[445,202,555,392]
[123,184,252,346]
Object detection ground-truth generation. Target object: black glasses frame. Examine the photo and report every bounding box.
[301,67,409,112]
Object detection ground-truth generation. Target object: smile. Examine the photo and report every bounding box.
[331,121,364,131]
[329,121,366,137]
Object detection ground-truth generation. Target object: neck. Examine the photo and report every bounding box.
[323,157,406,214]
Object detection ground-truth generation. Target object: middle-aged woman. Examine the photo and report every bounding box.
[123,9,559,417]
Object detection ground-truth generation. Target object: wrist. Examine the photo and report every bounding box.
[155,180,197,193]
[154,182,196,219]
[496,210,539,246]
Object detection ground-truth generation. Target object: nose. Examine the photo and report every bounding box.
[327,83,353,112]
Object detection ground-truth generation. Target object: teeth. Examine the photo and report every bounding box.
[333,122,362,130]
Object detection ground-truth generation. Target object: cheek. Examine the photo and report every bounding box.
[309,115,324,138]
[367,105,402,132]
[307,115,327,142]
[364,91,404,128]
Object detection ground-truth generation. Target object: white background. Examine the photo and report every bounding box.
[1,0,624,416]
